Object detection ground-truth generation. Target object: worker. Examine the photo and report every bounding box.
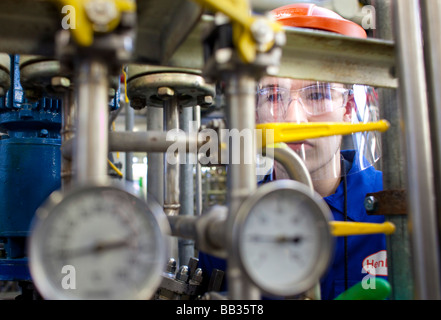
[199,3,387,300]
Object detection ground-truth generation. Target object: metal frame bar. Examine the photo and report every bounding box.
[393,0,441,300]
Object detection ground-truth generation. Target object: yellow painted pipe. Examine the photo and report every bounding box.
[256,120,390,147]
[330,221,396,237]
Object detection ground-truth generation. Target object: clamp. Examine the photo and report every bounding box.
[54,0,136,47]
[191,0,284,63]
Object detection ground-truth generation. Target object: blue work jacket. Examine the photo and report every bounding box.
[198,150,387,300]
[320,150,387,300]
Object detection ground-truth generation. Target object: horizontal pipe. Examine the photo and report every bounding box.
[61,131,201,159]
[167,207,226,251]
[167,216,198,240]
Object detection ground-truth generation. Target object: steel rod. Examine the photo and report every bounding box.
[74,58,109,185]
[393,0,441,299]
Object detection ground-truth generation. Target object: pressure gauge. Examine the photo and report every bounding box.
[233,180,334,297]
[28,184,170,300]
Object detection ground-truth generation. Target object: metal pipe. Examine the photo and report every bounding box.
[147,107,164,206]
[124,102,135,182]
[270,146,313,190]
[164,95,180,217]
[74,58,109,185]
[61,87,75,190]
[393,0,441,299]
[61,131,199,159]
[420,0,441,289]
[167,206,226,252]
[224,72,260,300]
[372,0,414,300]
[168,216,198,241]
[179,106,195,265]
[194,105,203,216]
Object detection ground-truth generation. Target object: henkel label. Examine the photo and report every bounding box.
[362,250,388,276]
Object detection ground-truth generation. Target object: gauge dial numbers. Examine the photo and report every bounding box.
[28,184,170,300]
[234,180,334,297]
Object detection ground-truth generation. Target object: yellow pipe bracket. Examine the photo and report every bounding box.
[191,0,283,63]
[54,0,136,47]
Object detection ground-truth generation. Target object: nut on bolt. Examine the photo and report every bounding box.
[130,97,146,110]
[51,76,71,88]
[166,258,177,274]
[190,268,203,285]
[157,87,175,99]
[198,95,213,107]
[364,196,378,213]
[176,265,189,283]
[85,0,118,31]
[250,18,274,46]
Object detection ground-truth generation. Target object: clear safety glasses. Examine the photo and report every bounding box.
[256,83,351,123]
[255,78,382,180]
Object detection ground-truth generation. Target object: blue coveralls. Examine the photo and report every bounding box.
[198,150,387,300]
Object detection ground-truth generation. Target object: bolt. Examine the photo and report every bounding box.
[85,0,118,30]
[157,87,175,99]
[39,129,49,138]
[274,31,287,47]
[364,196,378,213]
[166,258,177,274]
[51,76,70,88]
[175,265,189,283]
[130,97,146,110]
[215,48,233,65]
[198,95,213,107]
[250,18,274,45]
[190,268,203,285]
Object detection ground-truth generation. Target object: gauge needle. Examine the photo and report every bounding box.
[57,238,133,259]
[248,235,303,244]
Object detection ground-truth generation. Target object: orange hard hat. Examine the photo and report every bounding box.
[271,3,367,39]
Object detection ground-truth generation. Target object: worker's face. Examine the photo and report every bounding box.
[256,77,352,176]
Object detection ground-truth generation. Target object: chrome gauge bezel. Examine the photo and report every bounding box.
[233,180,334,297]
[28,183,170,300]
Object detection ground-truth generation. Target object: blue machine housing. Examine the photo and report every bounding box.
[0,55,61,281]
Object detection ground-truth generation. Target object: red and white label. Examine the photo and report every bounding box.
[362,250,388,276]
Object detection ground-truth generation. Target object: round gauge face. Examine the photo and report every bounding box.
[29,185,170,300]
[236,180,334,297]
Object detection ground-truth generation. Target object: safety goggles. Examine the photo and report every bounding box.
[256,83,351,123]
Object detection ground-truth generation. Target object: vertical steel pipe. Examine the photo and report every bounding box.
[420,0,441,287]
[124,102,135,182]
[393,0,441,299]
[147,107,164,206]
[179,106,195,265]
[194,105,203,216]
[61,88,76,190]
[74,59,109,185]
[164,96,181,217]
[372,0,414,300]
[224,72,260,300]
